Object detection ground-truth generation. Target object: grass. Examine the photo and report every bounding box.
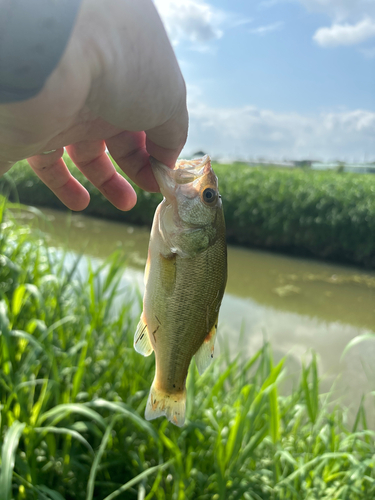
[2,158,375,267]
[214,164,375,268]
[1,198,375,499]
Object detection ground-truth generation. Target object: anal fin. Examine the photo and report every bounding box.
[195,320,218,375]
[134,314,153,356]
[145,379,186,427]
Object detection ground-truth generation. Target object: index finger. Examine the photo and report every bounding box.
[27,148,90,211]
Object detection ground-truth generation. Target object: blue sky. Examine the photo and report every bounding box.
[154,0,375,161]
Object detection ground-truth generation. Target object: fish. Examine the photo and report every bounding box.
[133,155,227,427]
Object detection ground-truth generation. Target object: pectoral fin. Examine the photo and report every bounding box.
[194,320,218,375]
[134,314,153,356]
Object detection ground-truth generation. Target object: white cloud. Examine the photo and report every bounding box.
[264,0,375,50]
[297,0,375,22]
[154,0,252,48]
[184,101,375,161]
[249,21,284,35]
[314,17,375,46]
[154,0,223,46]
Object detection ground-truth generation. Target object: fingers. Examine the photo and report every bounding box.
[145,137,182,169]
[145,91,189,168]
[26,118,187,212]
[28,148,90,211]
[106,131,160,193]
[25,92,187,211]
[65,140,136,211]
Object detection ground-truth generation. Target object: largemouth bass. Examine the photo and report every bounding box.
[134,155,227,426]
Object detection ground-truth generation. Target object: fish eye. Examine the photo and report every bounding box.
[202,187,217,204]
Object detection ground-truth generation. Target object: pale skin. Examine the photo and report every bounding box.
[0,0,188,211]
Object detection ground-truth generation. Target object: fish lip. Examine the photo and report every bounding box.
[150,157,171,179]
[150,157,176,201]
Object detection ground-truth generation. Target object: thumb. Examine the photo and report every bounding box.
[0,161,15,177]
[145,99,189,168]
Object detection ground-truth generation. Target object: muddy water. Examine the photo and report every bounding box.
[17,207,375,416]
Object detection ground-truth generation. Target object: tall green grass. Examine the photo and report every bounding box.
[214,164,375,267]
[2,158,375,267]
[1,198,375,499]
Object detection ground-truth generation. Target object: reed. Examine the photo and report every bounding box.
[2,158,375,267]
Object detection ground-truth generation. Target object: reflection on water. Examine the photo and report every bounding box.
[15,207,375,417]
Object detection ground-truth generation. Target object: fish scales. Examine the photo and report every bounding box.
[134,155,227,426]
[149,233,226,392]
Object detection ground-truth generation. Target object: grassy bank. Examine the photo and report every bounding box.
[215,164,375,268]
[2,159,375,267]
[1,199,375,500]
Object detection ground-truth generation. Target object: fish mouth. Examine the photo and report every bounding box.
[150,155,212,201]
[175,155,211,181]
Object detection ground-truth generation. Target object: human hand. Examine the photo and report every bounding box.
[0,0,188,211]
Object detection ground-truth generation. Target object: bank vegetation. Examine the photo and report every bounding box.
[2,158,375,268]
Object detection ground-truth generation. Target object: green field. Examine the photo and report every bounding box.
[2,158,375,268]
[1,199,375,500]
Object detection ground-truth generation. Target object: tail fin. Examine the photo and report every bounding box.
[145,380,186,427]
